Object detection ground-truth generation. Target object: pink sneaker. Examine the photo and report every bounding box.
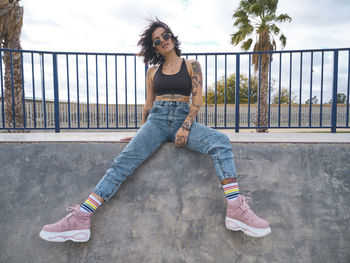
[225,195,271,237]
[39,205,92,242]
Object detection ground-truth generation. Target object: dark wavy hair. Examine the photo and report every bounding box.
[138,18,181,65]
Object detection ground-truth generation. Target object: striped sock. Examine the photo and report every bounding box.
[222,178,240,201]
[80,194,102,213]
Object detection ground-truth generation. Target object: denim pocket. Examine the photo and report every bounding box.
[177,105,190,115]
[150,105,162,113]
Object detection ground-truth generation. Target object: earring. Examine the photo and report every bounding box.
[156,52,161,59]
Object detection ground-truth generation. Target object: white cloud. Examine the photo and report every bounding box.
[15,0,350,104]
[277,0,350,49]
[21,0,350,53]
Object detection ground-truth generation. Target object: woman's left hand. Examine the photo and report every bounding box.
[174,127,189,148]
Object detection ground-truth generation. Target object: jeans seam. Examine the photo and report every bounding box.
[189,137,235,179]
[102,136,167,201]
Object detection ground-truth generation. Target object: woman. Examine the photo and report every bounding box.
[39,19,271,242]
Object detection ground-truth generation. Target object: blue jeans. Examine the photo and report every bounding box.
[93,100,237,201]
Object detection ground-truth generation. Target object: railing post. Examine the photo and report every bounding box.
[331,50,338,133]
[52,53,60,133]
[235,54,240,133]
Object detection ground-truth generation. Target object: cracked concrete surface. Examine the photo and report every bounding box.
[0,136,349,263]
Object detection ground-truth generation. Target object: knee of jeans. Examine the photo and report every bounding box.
[208,134,232,158]
[216,132,231,147]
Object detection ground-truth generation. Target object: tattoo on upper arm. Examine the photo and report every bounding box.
[191,61,203,97]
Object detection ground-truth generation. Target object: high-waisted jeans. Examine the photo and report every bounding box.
[93,100,237,201]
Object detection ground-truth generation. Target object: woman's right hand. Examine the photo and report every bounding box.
[120,136,133,142]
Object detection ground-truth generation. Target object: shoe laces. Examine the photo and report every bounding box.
[66,206,80,213]
[237,196,256,216]
[62,206,80,221]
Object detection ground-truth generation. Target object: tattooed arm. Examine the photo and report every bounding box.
[183,60,203,129]
[174,60,203,147]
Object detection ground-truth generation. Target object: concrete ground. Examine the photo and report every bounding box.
[0,132,349,263]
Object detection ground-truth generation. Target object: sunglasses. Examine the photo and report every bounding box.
[152,32,172,47]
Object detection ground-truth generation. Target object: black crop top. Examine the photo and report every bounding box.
[153,59,192,96]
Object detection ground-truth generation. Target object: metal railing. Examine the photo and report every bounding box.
[0,48,349,132]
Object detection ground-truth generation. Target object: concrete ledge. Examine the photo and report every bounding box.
[0,131,349,143]
[0,136,349,262]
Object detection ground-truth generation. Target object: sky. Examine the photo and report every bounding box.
[14,0,350,104]
[21,0,350,53]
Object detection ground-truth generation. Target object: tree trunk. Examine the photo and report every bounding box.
[256,62,269,132]
[1,1,25,132]
[3,37,23,131]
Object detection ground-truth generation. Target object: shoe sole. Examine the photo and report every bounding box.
[39,229,90,242]
[225,217,271,238]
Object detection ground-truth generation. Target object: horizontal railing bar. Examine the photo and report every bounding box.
[184,48,350,55]
[0,47,349,56]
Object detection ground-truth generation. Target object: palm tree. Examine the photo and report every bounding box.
[0,0,24,132]
[231,0,291,132]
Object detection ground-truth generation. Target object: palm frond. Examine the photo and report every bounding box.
[233,9,246,19]
[233,9,249,26]
[264,12,275,22]
[250,2,264,16]
[279,34,287,48]
[241,0,254,12]
[272,39,276,50]
[275,14,292,23]
[266,0,278,13]
[270,24,280,35]
[231,31,246,45]
[241,38,253,51]
[242,23,254,35]
[231,21,254,44]
[231,25,252,46]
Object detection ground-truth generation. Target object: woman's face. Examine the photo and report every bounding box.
[151,27,174,56]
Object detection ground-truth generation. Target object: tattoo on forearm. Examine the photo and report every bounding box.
[182,104,200,130]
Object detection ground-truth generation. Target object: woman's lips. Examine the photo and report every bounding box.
[162,43,169,49]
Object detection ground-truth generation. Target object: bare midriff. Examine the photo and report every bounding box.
[155,94,190,103]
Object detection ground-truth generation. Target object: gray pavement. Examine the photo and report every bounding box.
[0,134,349,263]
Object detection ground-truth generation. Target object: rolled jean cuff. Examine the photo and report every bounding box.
[220,177,238,185]
[93,190,109,202]
[214,157,237,181]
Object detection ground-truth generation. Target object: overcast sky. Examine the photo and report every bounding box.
[16,0,350,105]
[21,0,350,53]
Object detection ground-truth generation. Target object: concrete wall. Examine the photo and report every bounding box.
[0,133,349,263]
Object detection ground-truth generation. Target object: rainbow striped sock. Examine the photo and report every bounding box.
[222,178,240,201]
[80,194,102,213]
